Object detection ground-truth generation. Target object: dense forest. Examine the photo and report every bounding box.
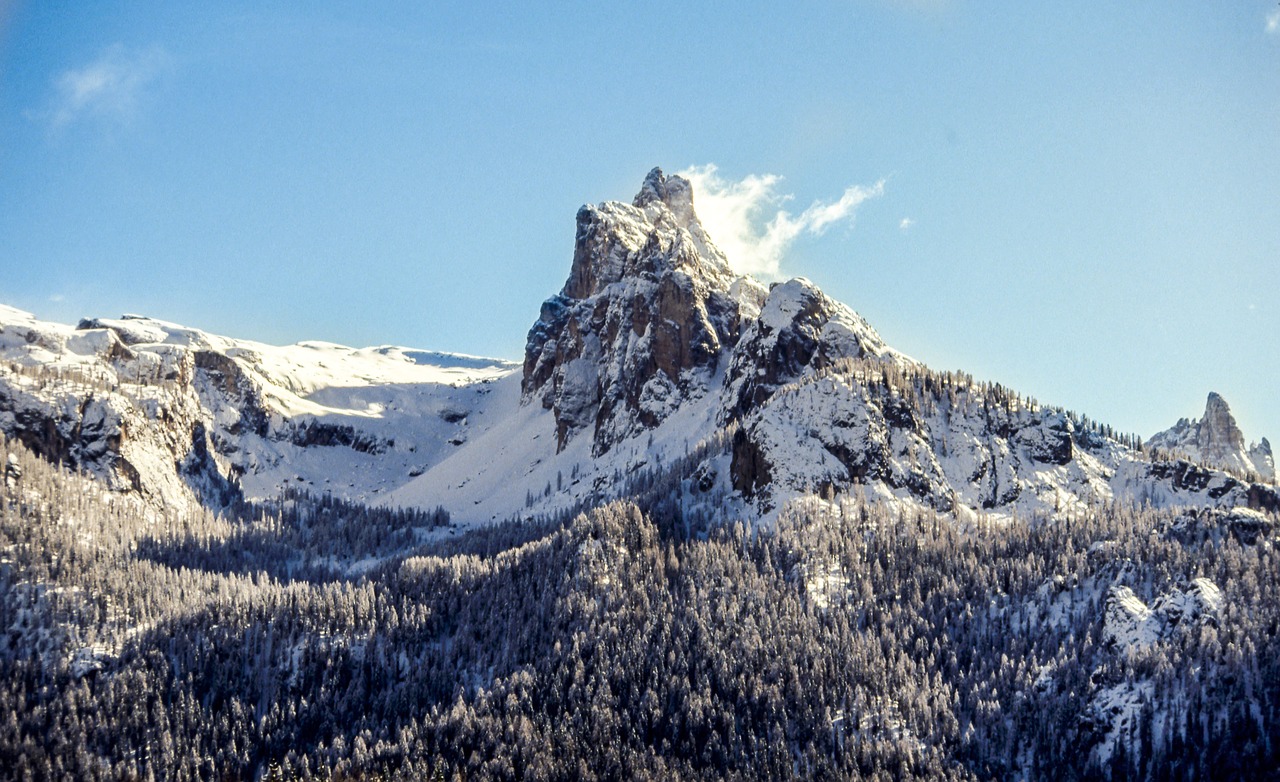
[2,431,1278,780]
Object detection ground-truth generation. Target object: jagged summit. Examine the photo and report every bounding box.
[521,168,904,458]
[523,168,745,454]
[633,166,691,211]
[1200,392,1246,460]
[6,169,1279,530]
[560,168,734,301]
[1150,392,1275,481]
[631,167,728,272]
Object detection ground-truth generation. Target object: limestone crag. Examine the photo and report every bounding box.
[0,330,234,508]
[1149,393,1275,481]
[522,168,745,455]
[722,277,901,422]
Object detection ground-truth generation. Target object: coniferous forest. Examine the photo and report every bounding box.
[2,432,1278,781]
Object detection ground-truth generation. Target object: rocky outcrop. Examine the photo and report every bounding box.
[520,169,909,461]
[725,362,1126,515]
[0,384,126,478]
[523,168,746,455]
[286,420,391,454]
[0,357,238,507]
[193,350,270,440]
[1160,506,1275,546]
[722,278,899,421]
[1102,579,1222,650]
[1250,437,1274,481]
[1117,458,1280,514]
[1199,392,1246,458]
[1149,393,1275,481]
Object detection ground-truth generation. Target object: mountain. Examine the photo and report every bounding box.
[0,304,515,511]
[2,169,1277,525]
[1149,392,1274,481]
[4,168,1279,781]
[391,168,1279,523]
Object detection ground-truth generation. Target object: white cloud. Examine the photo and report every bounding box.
[35,44,169,129]
[899,217,915,231]
[678,164,884,277]
[1268,10,1280,34]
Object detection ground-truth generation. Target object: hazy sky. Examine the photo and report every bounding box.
[2,2,1277,443]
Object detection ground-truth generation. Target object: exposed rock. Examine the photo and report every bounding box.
[522,168,745,455]
[1249,437,1274,482]
[1198,392,1248,470]
[78,315,170,346]
[285,420,391,454]
[730,425,772,497]
[1159,506,1276,545]
[1149,392,1274,481]
[1103,579,1221,650]
[1014,411,1075,466]
[722,278,899,421]
[193,351,270,440]
[1141,459,1280,512]
[1,304,515,511]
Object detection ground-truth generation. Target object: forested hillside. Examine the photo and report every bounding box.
[4,432,1277,780]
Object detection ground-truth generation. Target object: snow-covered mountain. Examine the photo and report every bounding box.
[0,304,516,510]
[2,168,1277,525]
[392,169,1278,524]
[4,168,1279,779]
[1149,392,1274,481]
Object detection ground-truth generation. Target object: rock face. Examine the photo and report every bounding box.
[1149,393,1275,481]
[0,348,235,508]
[1198,392,1248,469]
[521,169,907,461]
[722,278,900,421]
[522,168,746,455]
[1250,437,1275,481]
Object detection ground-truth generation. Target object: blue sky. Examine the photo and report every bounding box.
[2,1,1278,443]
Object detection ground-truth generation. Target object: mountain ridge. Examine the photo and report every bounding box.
[1,170,1276,527]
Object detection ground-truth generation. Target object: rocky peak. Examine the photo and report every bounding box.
[523,168,744,455]
[633,166,692,213]
[1150,392,1274,481]
[562,168,734,301]
[1198,392,1246,461]
[1249,437,1275,482]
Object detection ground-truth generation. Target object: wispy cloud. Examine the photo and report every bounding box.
[1267,10,1280,34]
[678,164,884,278]
[899,217,915,232]
[31,44,169,130]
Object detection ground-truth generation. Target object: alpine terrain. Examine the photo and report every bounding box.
[2,169,1277,780]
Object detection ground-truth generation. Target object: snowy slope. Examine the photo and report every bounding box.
[0,305,517,510]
